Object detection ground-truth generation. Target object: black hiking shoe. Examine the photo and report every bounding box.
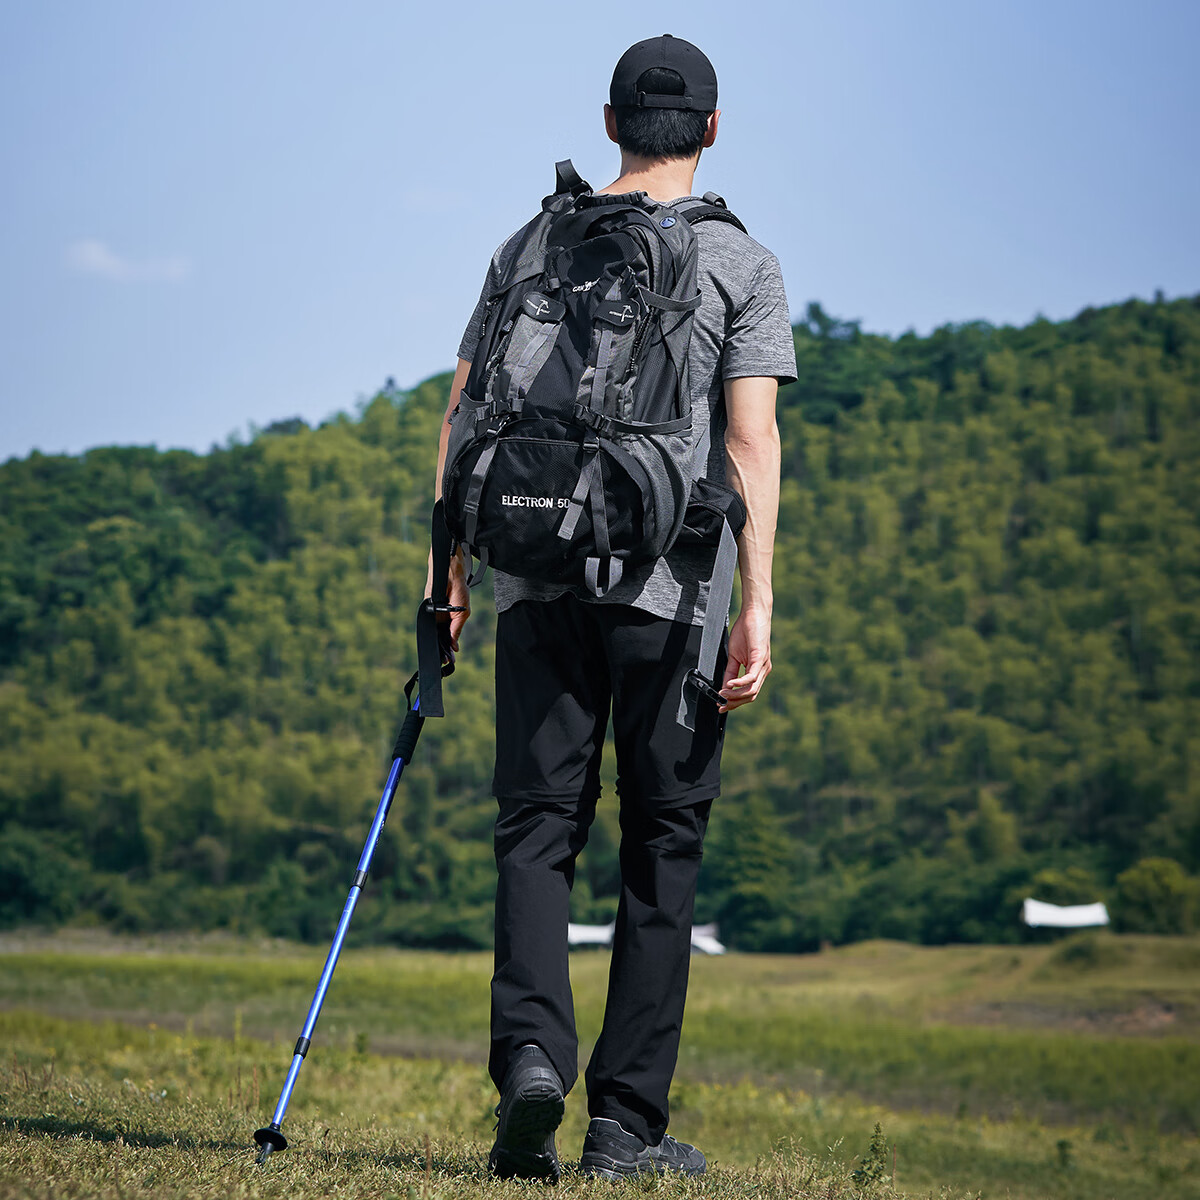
[488,1044,565,1183]
[648,1132,706,1176]
[580,1117,707,1180]
[579,1119,652,1181]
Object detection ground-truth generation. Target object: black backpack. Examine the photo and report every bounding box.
[427,161,746,726]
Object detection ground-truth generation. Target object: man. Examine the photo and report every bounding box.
[429,34,796,1182]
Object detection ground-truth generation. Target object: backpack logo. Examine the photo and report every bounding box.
[605,304,635,324]
[660,216,677,228]
[523,292,566,322]
[502,494,569,509]
[571,278,600,292]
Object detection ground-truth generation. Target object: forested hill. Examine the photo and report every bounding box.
[2,295,1198,949]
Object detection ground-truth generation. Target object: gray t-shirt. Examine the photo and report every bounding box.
[457,194,798,626]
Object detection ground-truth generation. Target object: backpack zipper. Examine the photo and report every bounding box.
[628,310,653,368]
[481,316,515,397]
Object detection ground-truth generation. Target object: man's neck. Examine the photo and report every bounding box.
[597,152,700,203]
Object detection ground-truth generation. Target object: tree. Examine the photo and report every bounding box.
[1113,858,1199,934]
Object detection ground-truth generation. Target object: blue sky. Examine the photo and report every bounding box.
[2,0,1197,460]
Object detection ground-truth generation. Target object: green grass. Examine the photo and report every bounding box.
[0,1010,884,1200]
[3,1011,1197,1200]
[2,933,1197,1126]
[1,933,1199,1198]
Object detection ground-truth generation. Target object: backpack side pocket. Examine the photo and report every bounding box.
[676,477,747,546]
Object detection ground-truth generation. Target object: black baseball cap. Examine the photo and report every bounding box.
[609,33,717,112]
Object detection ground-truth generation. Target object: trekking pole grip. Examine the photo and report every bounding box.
[391,705,424,765]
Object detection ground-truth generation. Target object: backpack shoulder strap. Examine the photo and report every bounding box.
[681,205,748,235]
[676,192,748,235]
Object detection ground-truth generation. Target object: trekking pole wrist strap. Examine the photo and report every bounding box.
[414,501,457,717]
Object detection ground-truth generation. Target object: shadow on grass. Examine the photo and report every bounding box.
[358,1148,603,1186]
[0,1113,244,1153]
[338,1143,492,1183]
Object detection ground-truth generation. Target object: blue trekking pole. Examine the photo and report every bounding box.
[253,506,461,1166]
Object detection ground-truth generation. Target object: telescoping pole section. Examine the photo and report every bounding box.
[253,697,425,1165]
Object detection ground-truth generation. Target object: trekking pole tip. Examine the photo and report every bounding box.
[253,1123,287,1166]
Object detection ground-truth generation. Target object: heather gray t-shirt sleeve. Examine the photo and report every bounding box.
[457,290,488,363]
[457,237,517,362]
[721,253,798,384]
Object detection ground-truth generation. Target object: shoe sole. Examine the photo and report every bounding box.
[580,1151,705,1181]
[579,1152,653,1182]
[489,1078,565,1182]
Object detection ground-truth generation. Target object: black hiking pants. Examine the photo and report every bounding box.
[489,593,727,1146]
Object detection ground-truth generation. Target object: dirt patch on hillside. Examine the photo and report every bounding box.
[949,997,1188,1036]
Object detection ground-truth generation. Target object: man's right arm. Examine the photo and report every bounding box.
[425,357,473,651]
[719,374,781,712]
[709,247,794,712]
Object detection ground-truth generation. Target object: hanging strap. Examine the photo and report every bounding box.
[588,445,611,561]
[557,447,598,543]
[585,556,623,596]
[459,436,501,590]
[677,517,739,730]
[554,159,591,197]
[413,501,463,719]
[465,545,490,588]
[584,448,623,596]
[462,437,500,550]
[555,441,623,597]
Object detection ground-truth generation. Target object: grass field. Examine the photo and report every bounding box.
[1,931,1198,1198]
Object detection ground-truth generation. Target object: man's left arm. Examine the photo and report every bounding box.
[719,374,780,712]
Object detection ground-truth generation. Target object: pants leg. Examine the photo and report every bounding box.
[489,596,609,1095]
[584,610,727,1146]
[584,794,713,1145]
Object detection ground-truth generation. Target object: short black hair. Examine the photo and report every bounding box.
[612,68,712,161]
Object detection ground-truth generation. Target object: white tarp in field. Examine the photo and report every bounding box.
[689,923,726,955]
[567,922,615,946]
[1021,898,1110,928]
[567,921,726,955]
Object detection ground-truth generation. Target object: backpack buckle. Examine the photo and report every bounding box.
[685,668,725,707]
[481,412,515,437]
[573,406,613,438]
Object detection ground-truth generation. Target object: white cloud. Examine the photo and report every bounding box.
[64,239,191,283]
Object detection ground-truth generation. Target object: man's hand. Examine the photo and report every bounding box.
[719,603,771,712]
[425,547,472,653]
[444,551,471,651]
